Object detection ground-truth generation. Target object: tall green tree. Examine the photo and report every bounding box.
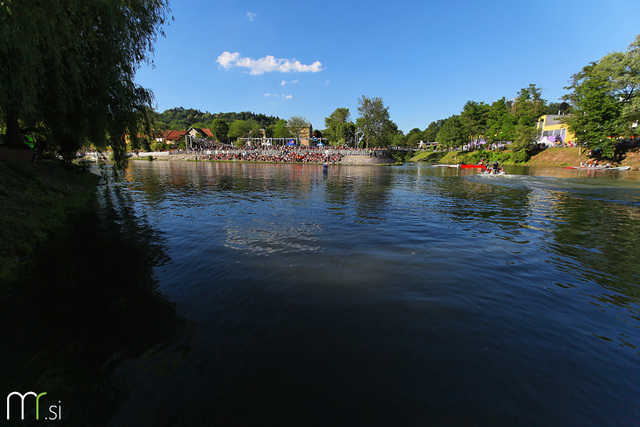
[406,128,424,147]
[0,0,170,167]
[460,101,490,145]
[436,115,466,149]
[423,120,444,143]
[228,120,252,140]
[512,84,547,125]
[211,118,229,142]
[486,97,516,144]
[563,62,623,158]
[510,84,547,161]
[272,119,291,139]
[356,95,392,148]
[562,35,640,158]
[324,107,355,146]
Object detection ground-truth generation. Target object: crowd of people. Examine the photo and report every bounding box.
[161,143,389,164]
[200,147,343,164]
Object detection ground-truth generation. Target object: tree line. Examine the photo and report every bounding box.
[148,108,319,146]
[323,35,640,161]
[154,108,280,133]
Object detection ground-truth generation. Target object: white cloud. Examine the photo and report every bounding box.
[216,51,324,75]
[216,51,240,69]
[246,12,257,21]
[281,80,286,86]
[264,93,293,99]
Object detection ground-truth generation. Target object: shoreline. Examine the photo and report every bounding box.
[128,153,399,166]
[0,160,100,281]
[410,147,640,170]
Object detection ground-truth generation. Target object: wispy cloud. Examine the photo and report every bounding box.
[246,12,257,21]
[265,93,293,99]
[217,51,324,75]
[281,79,299,86]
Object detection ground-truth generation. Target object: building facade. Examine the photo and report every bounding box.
[537,115,576,146]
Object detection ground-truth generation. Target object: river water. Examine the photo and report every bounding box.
[3,161,640,426]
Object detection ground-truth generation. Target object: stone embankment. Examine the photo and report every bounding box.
[130,149,398,165]
[340,155,397,165]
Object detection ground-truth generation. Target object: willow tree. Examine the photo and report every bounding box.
[0,0,170,167]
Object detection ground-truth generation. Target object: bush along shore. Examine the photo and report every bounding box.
[409,147,640,169]
[0,160,100,281]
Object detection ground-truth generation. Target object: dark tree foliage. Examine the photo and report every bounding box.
[0,0,171,168]
[153,108,281,131]
[423,120,445,143]
[546,102,572,115]
[436,115,466,149]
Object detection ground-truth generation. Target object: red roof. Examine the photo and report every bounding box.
[201,128,214,138]
[162,130,187,141]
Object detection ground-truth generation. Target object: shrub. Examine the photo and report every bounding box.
[150,141,164,152]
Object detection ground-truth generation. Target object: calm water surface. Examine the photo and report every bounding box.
[3,161,640,426]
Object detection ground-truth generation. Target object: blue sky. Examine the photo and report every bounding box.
[135,0,640,133]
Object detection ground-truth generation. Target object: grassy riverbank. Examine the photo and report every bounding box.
[0,160,100,281]
[409,147,640,169]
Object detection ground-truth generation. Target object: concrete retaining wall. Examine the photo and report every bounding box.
[340,155,396,165]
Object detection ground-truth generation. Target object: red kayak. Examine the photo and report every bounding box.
[460,164,488,169]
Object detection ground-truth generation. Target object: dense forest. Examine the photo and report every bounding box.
[153,108,281,131]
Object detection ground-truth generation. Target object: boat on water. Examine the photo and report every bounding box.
[482,169,506,175]
[563,165,631,171]
[434,164,491,171]
[459,164,488,169]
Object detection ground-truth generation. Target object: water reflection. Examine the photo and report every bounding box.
[550,194,640,301]
[0,178,186,426]
[7,161,640,425]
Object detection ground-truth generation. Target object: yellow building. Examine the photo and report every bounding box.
[537,115,576,146]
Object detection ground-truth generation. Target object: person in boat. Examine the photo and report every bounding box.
[492,161,499,174]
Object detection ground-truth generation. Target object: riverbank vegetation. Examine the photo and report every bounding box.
[562,36,640,158]
[0,161,100,281]
[409,146,640,168]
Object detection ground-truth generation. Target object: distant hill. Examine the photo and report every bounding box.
[153,107,281,130]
